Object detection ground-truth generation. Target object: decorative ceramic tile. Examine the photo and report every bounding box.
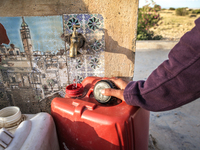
[63,14,105,83]
[0,14,105,112]
[87,72,105,78]
[63,14,84,34]
[69,72,86,83]
[67,57,86,72]
[83,14,104,34]
[90,39,102,51]
[86,56,101,71]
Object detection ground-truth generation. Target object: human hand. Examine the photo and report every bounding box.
[101,77,129,101]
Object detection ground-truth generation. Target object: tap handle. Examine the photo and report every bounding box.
[72,25,80,36]
[73,25,80,30]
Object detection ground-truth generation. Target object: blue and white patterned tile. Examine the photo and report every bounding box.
[96,14,104,22]
[86,55,104,72]
[63,14,105,83]
[67,57,86,72]
[63,14,83,34]
[89,38,105,53]
[63,14,104,35]
[69,72,86,84]
[85,34,105,55]
[87,72,105,78]
[85,15,104,34]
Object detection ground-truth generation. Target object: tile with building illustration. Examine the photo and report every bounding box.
[0,16,66,109]
[0,14,105,112]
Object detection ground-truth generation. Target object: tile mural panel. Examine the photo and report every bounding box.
[0,14,105,113]
[63,14,105,83]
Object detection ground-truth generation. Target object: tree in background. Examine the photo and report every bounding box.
[137,0,162,40]
[175,8,189,16]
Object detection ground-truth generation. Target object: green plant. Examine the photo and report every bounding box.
[189,14,197,18]
[154,4,161,12]
[169,7,175,10]
[175,8,189,16]
[137,30,162,40]
[192,9,200,14]
[137,0,162,40]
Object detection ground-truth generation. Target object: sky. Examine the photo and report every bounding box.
[0,16,65,53]
[139,0,200,9]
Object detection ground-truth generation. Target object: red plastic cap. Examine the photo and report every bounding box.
[66,83,84,97]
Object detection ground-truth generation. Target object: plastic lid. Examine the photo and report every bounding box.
[0,106,22,128]
[93,80,116,104]
[66,83,84,97]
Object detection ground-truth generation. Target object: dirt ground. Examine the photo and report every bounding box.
[149,9,200,41]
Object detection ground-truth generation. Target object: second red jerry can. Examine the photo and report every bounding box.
[51,76,150,150]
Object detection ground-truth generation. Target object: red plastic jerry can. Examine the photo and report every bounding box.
[51,76,149,150]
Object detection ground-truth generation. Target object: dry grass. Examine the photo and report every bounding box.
[149,9,200,41]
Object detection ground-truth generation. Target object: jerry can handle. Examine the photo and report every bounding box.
[86,87,94,98]
[72,101,97,117]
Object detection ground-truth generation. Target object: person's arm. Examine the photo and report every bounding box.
[102,17,200,112]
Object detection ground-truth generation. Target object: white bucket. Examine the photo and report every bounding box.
[0,106,22,128]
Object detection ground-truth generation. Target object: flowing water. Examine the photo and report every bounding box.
[71,58,78,89]
[72,79,77,89]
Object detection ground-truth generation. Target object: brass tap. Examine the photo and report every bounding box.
[69,25,82,58]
